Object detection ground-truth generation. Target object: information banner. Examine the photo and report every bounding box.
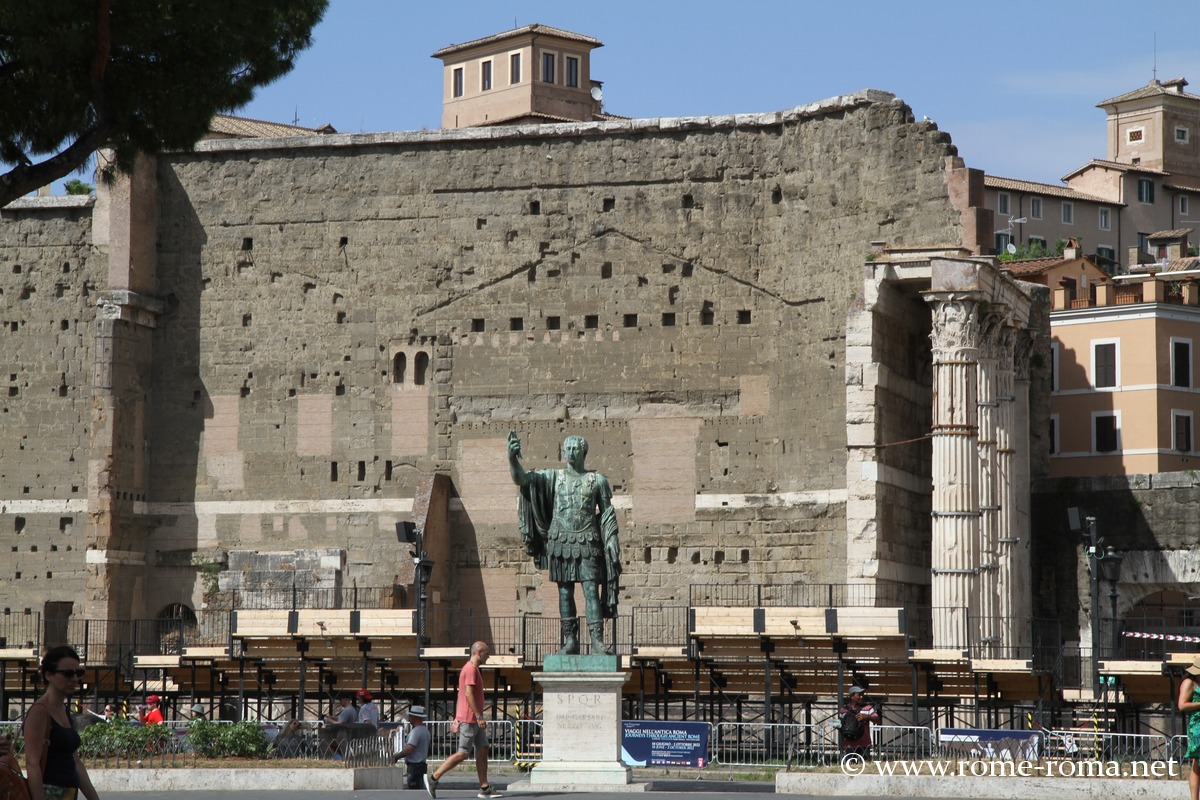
[621,720,709,768]
[939,728,1041,760]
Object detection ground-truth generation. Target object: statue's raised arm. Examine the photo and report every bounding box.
[508,430,529,486]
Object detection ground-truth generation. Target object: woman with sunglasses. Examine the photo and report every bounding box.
[23,646,100,800]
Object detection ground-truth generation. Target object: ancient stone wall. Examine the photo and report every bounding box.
[1031,470,1200,643]
[0,198,98,616]
[2,91,974,624]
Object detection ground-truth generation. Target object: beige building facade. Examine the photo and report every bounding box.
[432,24,606,129]
[985,78,1200,267]
[1048,235,1200,477]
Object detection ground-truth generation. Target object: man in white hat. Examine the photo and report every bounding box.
[838,686,879,759]
[396,705,431,789]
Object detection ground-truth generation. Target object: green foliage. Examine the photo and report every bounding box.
[185,718,223,758]
[77,719,268,758]
[0,0,328,205]
[62,179,91,195]
[212,721,270,758]
[78,719,175,757]
[195,561,223,595]
[997,238,1071,262]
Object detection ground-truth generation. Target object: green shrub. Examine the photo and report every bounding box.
[78,719,175,757]
[212,721,269,758]
[185,719,222,758]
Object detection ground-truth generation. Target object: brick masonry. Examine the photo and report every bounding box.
[2,91,992,625]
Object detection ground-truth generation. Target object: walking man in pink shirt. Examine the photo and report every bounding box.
[425,641,500,799]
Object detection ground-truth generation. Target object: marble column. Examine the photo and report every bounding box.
[993,325,1023,653]
[1008,331,1036,642]
[926,295,983,651]
[975,313,1005,658]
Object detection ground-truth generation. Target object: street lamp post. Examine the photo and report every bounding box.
[1101,545,1124,659]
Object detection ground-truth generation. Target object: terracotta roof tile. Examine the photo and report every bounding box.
[432,24,602,59]
[1165,177,1200,192]
[1000,257,1062,277]
[1148,228,1193,239]
[207,115,334,138]
[1062,159,1169,180]
[984,174,1115,204]
[1098,78,1200,106]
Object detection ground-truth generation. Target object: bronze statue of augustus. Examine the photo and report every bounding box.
[508,431,620,655]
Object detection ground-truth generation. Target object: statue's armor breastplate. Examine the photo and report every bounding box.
[549,471,600,544]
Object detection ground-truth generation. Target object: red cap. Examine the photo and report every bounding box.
[356,689,372,701]
[146,695,160,704]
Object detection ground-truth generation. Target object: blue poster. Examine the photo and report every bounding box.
[938,728,1041,760]
[621,721,710,768]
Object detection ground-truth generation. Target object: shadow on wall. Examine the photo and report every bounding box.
[1030,474,1192,655]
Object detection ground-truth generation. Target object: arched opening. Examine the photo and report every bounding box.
[414,352,429,385]
[392,352,406,384]
[156,603,198,655]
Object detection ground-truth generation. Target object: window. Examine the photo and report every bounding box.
[1093,341,1118,388]
[1177,126,1190,144]
[1173,339,1193,388]
[1097,245,1116,264]
[510,53,521,84]
[1175,412,1194,452]
[1094,413,1119,453]
[1138,232,1150,253]
[452,67,464,98]
[995,232,1012,253]
[998,193,1010,215]
[1182,195,1191,216]
[1029,236,1048,252]
[481,60,492,91]
[1061,202,1074,224]
[1049,414,1059,455]
[1098,207,1111,230]
[1127,127,1145,144]
[542,52,556,83]
[1138,178,1155,204]
[565,56,579,88]
[1030,197,1042,219]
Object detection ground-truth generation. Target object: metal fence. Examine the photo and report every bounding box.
[230,586,402,611]
[1040,729,1172,762]
[338,720,524,767]
[688,583,909,608]
[0,612,41,650]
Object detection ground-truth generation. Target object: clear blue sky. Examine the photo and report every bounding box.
[58,0,1200,190]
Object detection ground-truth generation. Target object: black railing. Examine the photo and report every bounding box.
[630,606,688,650]
[967,616,1062,667]
[230,585,403,611]
[688,582,910,608]
[0,610,41,650]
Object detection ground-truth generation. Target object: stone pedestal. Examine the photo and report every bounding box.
[528,655,634,789]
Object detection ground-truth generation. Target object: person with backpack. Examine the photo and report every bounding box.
[838,686,879,760]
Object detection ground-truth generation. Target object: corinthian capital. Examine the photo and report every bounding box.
[927,296,983,359]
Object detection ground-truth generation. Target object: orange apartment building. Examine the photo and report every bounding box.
[1044,231,1200,476]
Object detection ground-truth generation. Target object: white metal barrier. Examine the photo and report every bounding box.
[1042,729,1170,761]
[872,724,937,760]
[711,722,833,767]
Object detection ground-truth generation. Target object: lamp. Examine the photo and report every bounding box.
[1101,546,1124,657]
